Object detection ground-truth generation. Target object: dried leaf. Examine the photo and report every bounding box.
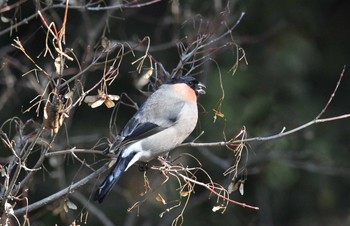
[4,201,14,215]
[90,99,105,108]
[63,203,68,213]
[43,99,64,134]
[43,105,49,120]
[213,109,224,118]
[1,16,11,23]
[143,67,154,79]
[180,190,190,197]
[64,90,73,99]
[228,179,245,195]
[1,166,6,177]
[239,182,244,196]
[212,109,225,123]
[84,92,119,108]
[227,181,237,194]
[66,200,77,210]
[101,37,110,51]
[104,99,115,108]
[107,94,120,101]
[54,57,62,74]
[155,193,167,205]
[84,95,98,104]
[212,205,225,213]
[108,159,117,168]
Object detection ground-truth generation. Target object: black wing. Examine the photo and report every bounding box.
[112,88,186,150]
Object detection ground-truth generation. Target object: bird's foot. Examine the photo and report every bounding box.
[138,162,148,172]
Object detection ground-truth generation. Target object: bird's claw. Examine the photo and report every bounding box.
[138,162,149,172]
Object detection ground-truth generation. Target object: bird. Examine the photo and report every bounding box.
[93,75,206,203]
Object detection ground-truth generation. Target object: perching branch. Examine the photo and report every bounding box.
[181,66,348,147]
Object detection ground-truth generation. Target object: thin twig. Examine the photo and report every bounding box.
[14,164,108,216]
[44,148,104,157]
[176,172,259,210]
[182,113,350,148]
[316,65,346,119]
[182,66,348,147]
[0,1,162,36]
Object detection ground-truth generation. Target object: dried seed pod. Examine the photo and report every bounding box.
[43,97,65,134]
[84,89,120,108]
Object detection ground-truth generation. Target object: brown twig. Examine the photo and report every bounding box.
[13,164,108,216]
[0,0,162,36]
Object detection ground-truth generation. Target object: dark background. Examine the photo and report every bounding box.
[1,0,350,225]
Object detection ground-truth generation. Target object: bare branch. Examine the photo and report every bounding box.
[182,66,349,147]
[14,164,108,216]
[316,65,346,119]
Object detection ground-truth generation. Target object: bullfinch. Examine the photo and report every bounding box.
[93,76,206,203]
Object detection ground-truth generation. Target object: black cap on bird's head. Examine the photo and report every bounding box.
[167,76,206,95]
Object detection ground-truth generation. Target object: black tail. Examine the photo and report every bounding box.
[93,156,132,203]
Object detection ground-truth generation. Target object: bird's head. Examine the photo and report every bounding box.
[167,76,206,96]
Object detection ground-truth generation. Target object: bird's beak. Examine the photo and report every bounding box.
[195,82,206,95]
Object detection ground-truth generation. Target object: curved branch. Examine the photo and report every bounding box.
[182,66,348,148]
[14,164,108,216]
[182,113,350,148]
[0,0,161,37]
